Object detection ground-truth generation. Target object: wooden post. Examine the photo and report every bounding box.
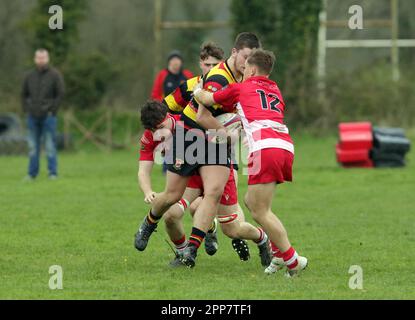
[317,0,328,102]
[391,0,400,82]
[154,0,162,76]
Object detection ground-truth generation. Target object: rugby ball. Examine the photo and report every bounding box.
[215,113,242,132]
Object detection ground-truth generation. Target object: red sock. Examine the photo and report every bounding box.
[177,199,189,212]
[281,246,298,269]
[172,235,187,251]
[270,242,284,258]
[254,228,265,244]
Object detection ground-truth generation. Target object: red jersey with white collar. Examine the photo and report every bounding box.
[139,114,180,161]
[213,76,294,155]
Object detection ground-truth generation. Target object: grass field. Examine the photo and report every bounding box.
[1,134,414,300]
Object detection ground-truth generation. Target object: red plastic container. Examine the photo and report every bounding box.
[338,122,373,150]
[336,144,370,163]
[336,122,374,168]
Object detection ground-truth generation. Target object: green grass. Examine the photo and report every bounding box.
[0,134,414,300]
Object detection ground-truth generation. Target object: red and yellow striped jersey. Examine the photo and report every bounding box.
[181,61,238,129]
[163,76,201,113]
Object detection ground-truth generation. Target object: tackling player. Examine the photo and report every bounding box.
[137,43,224,265]
[136,41,270,266]
[193,49,308,277]
[138,101,271,267]
[134,32,262,268]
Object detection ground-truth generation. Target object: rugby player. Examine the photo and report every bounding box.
[136,42,270,266]
[135,33,263,268]
[137,43,224,265]
[193,49,308,277]
[138,101,271,267]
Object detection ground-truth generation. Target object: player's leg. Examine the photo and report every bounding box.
[152,171,190,218]
[245,183,290,250]
[189,196,219,256]
[135,170,189,252]
[226,168,253,262]
[165,188,201,266]
[245,183,307,276]
[188,196,201,216]
[182,165,230,267]
[165,188,200,246]
[218,203,271,266]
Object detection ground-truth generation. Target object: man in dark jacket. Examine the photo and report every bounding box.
[22,49,64,180]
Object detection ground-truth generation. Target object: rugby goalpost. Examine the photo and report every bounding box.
[153,0,229,75]
[317,0,415,97]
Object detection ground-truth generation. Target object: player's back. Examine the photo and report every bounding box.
[238,76,286,124]
[236,76,293,154]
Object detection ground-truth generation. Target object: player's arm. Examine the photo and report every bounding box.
[163,76,199,113]
[138,131,158,204]
[138,160,156,204]
[194,83,240,113]
[193,87,215,107]
[193,79,228,130]
[196,103,225,131]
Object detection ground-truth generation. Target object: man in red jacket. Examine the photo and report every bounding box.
[151,51,193,101]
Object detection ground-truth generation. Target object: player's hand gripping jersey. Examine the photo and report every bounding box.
[212,76,294,185]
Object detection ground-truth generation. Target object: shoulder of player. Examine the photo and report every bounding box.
[245,76,281,92]
[185,76,201,92]
[204,63,233,86]
[171,114,181,122]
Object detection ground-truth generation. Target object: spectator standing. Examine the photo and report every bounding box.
[22,49,65,180]
[151,50,193,101]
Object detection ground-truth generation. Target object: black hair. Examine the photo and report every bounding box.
[140,100,168,130]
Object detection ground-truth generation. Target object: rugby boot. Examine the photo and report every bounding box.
[264,257,285,275]
[232,239,250,261]
[205,219,219,256]
[181,245,198,268]
[134,217,157,251]
[285,256,308,278]
[257,238,272,267]
[169,250,185,268]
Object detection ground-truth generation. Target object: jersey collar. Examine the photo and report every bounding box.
[246,75,274,84]
[224,60,239,83]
